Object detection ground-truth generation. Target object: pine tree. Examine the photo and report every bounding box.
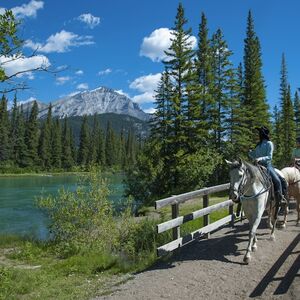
[278,54,296,166]
[272,105,282,166]
[61,118,74,169]
[38,104,52,169]
[77,115,90,166]
[0,94,10,163]
[51,119,62,169]
[10,94,18,162]
[293,91,300,138]
[105,121,116,167]
[14,105,27,167]
[24,101,39,167]
[96,126,105,166]
[210,28,234,151]
[243,10,270,145]
[162,3,194,188]
[193,12,214,145]
[88,115,99,165]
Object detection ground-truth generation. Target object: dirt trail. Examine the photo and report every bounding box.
[95,205,300,300]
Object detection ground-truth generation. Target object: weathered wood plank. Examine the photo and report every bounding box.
[171,203,180,240]
[157,215,232,256]
[155,183,230,209]
[157,199,233,233]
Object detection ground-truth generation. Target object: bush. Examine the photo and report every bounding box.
[37,168,118,257]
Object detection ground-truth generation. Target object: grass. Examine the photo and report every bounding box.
[0,192,232,300]
[0,236,145,300]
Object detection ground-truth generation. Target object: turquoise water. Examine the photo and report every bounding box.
[0,174,125,239]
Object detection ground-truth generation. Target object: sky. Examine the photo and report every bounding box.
[0,0,299,114]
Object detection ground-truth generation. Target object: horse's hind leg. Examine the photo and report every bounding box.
[270,203,280,240]
[297,198,300,226]
[281,199,289,228]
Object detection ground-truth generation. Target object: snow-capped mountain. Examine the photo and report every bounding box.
[36,87,149,121]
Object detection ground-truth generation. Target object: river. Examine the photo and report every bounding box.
[0,173,125,239]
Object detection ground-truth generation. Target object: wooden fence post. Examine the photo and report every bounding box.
[229,203,234,227]
[203,194,210,238]
[171,202,180,240]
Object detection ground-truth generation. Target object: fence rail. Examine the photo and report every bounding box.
[155,183,235,256]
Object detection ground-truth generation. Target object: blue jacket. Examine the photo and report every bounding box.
[249,139,273,166]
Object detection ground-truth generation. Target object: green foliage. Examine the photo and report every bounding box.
[176,149,222,192]
[37,169,115,256]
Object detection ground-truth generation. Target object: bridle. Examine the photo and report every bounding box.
[230,164,271,202]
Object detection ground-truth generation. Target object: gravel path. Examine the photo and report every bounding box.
[95,205,300,300]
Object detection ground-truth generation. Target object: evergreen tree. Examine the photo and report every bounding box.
[210,28,234,151]
[278,54,296,166]
[61,118,74,169]
[0,95,10,163]
[272,105,282,166]
[96,126,105,166]
[293,90,300,138]
[51,119,62,169]
[10,94,18,161]
[77,115,90,166]
[88,115,99,165]
[243,10,270,145]
[105,121,116,167]
[24,101,39,166]
[38,104,52,169]
[162,2,194,188]
[193,12,214,145]
[14,105,27,167]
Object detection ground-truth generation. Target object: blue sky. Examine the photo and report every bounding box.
[1,0,299,113]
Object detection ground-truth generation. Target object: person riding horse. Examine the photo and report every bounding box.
[249,126,287,206]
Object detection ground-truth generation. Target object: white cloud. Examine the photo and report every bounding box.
[98,68,112,76]
[76,83,89,90]
[0,54,50,79]
[129,73,161,104]
[144,107,156,114]
[0,1,44,18]
[55,76,71,85]
[25,30,94,53]
[140,27,197,62]
[130,73,161,93]
[75,70,84,75]
[77,13,100,29]
[132,92,155,104]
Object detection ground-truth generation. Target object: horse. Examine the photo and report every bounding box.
[226,159,276,264]
[279,166,300,227]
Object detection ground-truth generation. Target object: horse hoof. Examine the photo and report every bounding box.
[269,234,276,241]
[279,223,286,229]
[243,256,251,264]
[252,245,257,252]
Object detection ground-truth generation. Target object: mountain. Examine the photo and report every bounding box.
[37,86,150,121]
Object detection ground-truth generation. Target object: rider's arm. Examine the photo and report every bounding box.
[256,141,273,164]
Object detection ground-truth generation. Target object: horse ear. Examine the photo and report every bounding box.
[237,157,242,166]
[225,159,233,166]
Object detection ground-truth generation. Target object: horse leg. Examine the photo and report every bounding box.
[267,201,273,229]
[297,198,300,226]
[252,235,258,252]
[244,230,254,264]
[270,202,280,241]
[281,199,289,229]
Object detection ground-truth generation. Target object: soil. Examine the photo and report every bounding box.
[95,203,300,300]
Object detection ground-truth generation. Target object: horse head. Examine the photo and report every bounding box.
[225,158,246,202]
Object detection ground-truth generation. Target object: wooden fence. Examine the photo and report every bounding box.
[155,183,236,257]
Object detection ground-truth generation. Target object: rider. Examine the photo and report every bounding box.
[249,126,287,206]
[292,136,300,160]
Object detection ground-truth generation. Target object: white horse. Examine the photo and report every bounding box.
[280,166,300,227]
[226,159,275,264]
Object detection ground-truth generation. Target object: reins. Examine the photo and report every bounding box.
[231,163,272,201]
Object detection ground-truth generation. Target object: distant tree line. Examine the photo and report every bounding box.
[126,4,299,205]
[0,96,140,172]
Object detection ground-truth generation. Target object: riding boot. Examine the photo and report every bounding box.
[274,191,287,207]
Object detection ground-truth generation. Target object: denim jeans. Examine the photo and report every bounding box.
[267,164,287,195]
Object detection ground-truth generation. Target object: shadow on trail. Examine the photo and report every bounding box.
[249,232,300,297]
[147,221,253,273]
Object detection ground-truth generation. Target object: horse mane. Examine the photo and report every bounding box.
[243,161,264,181]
